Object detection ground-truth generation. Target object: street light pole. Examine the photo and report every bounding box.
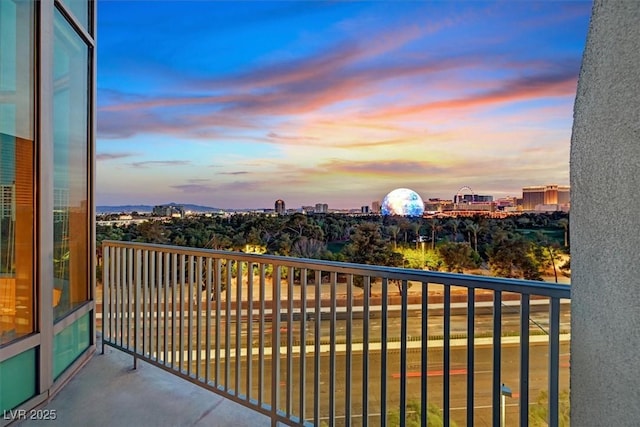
[501,383,512,427]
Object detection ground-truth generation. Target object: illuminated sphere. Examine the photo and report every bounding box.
[381,188,425,217]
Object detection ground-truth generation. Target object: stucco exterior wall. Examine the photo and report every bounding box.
[570,1,640,425]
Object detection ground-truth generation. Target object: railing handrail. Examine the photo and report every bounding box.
[102,240,570,299]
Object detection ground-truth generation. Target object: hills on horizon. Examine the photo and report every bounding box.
[96,202,224,214]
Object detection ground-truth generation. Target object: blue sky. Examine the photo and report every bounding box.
[97,1,592,209]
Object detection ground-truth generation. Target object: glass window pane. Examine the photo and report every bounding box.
[0,0,35,345]
[62,0,89,32]
[53,312,90,379]
[53,9,89,320]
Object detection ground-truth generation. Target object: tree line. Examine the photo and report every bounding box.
[97,212,570,281]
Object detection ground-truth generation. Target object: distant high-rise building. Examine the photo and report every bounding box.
[453,194,493,204]
[275,199,286,215]
[152,204,185,218]
[522,185,570,210]
[315,203,328,214]
[371,201,381,213]
[361,205,370,214]
[424,198,454,212]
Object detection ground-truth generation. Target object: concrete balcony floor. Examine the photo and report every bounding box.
[18,335,269,427]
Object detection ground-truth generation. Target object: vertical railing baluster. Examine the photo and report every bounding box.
[112,247,117,346]
[258,263,265,406]
[171,252,177,369]
[196,256,203,380]
[549,297,561,427]
[362,276,370,427]
[143,250,148,358]
[520,294,530,426]
[236,261,243,396]
[205,257,212,384]
[120,247,126,348]
[345,274,353,427]
[127,248,134,350]
[299,268,307,423]
[329,271,337,425]
[164,252,169,366]
[116,247,121,347]
[314,269,322,426]
[134,249,141,363]
[225,260,232,392]
[246,262,254,402]
[215,259,222,388]
[187,255,193,376]
[118,247,125,348]
[492,291,502,425]
[467,287,476,426]
[421,282,428,427]
[178,253,184,371]
[381,277,388,427]
[286,267,294,417]
[124,248,129,347]
[400,280,408,425]
[102,243,113,354]
[156,251,161,363]
[150,251,156,360]
[102,245,110,352]
[271,265,282,426]
[444,285,451,427]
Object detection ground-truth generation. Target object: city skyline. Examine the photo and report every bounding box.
[97,1,591,209]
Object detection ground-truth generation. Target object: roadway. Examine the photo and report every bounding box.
[190,341,570,426]
[124,306,570,426]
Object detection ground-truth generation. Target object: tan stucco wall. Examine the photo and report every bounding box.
[570,1,640,425]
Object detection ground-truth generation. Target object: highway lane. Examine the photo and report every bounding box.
[113,304,570,425]
[187,341,570,426]
[165,305,571,350]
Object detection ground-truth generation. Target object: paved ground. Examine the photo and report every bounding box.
[17,336,269,427]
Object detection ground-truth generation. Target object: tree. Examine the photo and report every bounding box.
[448,218,461,242]
[290,237,328,259]
[343,223,402,267]
[343,222,402,295]
[487,236,541,280]
[386,225,400,250]
[136,220,169,244]
[411,221,422,249]
[465,221,480,252]
[532,232,563,283]
[397,217,411,244]
[557,218,569,247]
[397,247,443,270]
[437,242,478,273]
[428,219,442,250]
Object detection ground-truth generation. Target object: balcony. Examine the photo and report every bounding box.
[45,240,568,427]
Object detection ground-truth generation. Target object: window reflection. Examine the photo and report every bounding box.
[0,0,35,345]
[53,9,89,320]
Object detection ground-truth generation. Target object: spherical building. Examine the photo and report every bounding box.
[381,188,425,217]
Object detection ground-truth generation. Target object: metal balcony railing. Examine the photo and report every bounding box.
[101,241,570,426]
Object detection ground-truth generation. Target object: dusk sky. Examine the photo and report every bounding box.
[97,1,592,209]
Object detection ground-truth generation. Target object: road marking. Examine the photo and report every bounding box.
[392,368,467,378]
[318,403,522,420]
